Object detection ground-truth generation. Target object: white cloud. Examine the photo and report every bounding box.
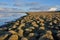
[0,15,4,17]
[0,8,25,12]
[48,7,57,11]
[13,2,39,7]
[0,8,5,11]
[0,13,14,18]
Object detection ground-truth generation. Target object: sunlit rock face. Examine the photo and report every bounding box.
[0,11,60,40]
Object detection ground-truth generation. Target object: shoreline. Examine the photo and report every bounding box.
[0,14,28,28]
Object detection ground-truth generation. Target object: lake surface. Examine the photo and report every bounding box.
[0,13,27,26]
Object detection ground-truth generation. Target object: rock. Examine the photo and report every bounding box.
[46,31,52,35]
[57,30,60,33]
[39,19,44,23]
[53,20,58,24]
[35,16,40,20]
[48,26,54,29]
[9,35,18,40]
[29,27,35,30]
[0,28,3,30]
[12,25,17,29]
[21,37,28,40]
[25,28,32,32]
[45,31,54,40]
[57,30,60,39]
[40,23,44,26]
[55,27,59,30]
[32,21,38,27]
[28,33,35,37]
[37,21,40,23]
[16,21,20,23]
[21,19,25,23]
[49,22,52,25]
[57,33,60,39]
[39,26,45,30]
[15,22,19,25]
[18,29,24,37]
[0,12,60,40]
[24,16,30,22]
[0,34,9,40]
[9,30,17,35]
[39,30,54,40]
[9,28,12,30]
[18,23,25,30]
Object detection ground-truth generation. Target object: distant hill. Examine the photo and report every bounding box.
[27,11,60,16]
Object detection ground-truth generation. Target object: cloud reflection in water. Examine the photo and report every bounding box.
[0,13,27,26]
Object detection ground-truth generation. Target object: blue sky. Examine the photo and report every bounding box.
[0,0,60,12]
[0,0,60,26]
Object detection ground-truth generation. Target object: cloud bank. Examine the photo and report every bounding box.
[48,7,57,11]
[0,0,60,12]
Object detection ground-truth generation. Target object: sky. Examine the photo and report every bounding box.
[0,0,60,26]
[0,0,60,12]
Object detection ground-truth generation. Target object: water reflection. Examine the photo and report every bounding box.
[0,13,27,26]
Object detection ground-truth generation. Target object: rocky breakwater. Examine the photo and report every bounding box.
[0,11,60,40]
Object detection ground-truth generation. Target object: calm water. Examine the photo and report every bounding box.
[0,13,27,26]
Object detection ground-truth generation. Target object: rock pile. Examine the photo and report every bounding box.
[0,12,60,40]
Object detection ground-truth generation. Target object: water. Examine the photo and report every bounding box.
[0,13,27,26]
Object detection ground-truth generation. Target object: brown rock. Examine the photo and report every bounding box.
[29,27,35,30]
[9,30,17,35]
[39,19,44,23]
[18,29,24,37]
[0,34,9,40]
[18,23,25,30]
[9,35,18,40]
[25,28,32,32]
[12,25,17,29]
[53,20,58,24]
[40,23,44,26]
[15,22,19,25]
[39,31,54,40]
[21,37,28,40]
[49,22,52,25]
[39,26,45,30]
[28,33,35,37]
[32,21,38,27]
